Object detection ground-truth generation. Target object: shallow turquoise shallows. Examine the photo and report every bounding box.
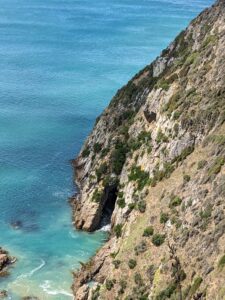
[0,0,213,299]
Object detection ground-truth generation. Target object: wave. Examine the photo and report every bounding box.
[18,259,46,279]
[98,224,111,232]
[40,280,74,298]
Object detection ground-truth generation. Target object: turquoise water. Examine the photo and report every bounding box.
[0,0,213,299]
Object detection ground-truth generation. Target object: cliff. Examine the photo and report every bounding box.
[72,0,225,299]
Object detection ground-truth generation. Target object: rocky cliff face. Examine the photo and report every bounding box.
[72,1,225,299]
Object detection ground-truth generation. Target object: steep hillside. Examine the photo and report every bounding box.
[72,0,225,299]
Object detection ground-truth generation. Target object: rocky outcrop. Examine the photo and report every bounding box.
[0,247,16,278]
[72,0,225,299]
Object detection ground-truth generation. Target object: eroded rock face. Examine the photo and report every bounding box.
[72,1,225,299]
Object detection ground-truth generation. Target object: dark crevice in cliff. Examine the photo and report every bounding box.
[99,185,117,228]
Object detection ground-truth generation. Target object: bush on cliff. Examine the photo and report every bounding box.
[114,224,123,238]
[112,141,128,175]
[128,166,149,190]
[92,189,103,203]
[152,234,166,247]
[143,226,154,237]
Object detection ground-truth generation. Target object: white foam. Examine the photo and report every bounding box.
[29,259,46,276]
[98,224,111,232]
[40,280,74,298]
[18,259,46,279]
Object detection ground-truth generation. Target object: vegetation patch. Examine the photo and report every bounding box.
[111,140,128,175]
[160,212,169,224]
[129,166,150,190]
[197,160,207,170]
[183,174,191,183]
[112,260,121,269]
[117,197,126,209]
[188,277,203,297]
[156,129,169,144]
[105,279,115,291]
[92,189,103,203]
[114,224,123,238]
[134,241,147,255]
[93,143,102,153]
[218,255,225,270]
[138,200,147,213]
[96,162,108,182]
[129,131,152,151]
[208,157,225,176]
[156,283,176,300]
[172,146,194,163]
[169,195,182,208]
[143,226,154,237]
[128,259,137,269]
[82,146,90,158]
[152,234,166,247]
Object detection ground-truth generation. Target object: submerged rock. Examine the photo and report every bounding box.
[0,290,7,298]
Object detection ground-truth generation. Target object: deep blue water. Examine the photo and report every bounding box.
[0,0,213,298]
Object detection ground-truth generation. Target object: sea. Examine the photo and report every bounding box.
[0,0,213,298]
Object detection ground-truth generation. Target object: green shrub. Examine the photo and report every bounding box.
[114,224,123,238]
[96,162,108,181]
[138,131,152,143]
[112,259,121,269]
[134,272,143,286]
[160,212,169,224]
[92,285,100,300]
[111,141,128,175]
[93,143,101,153]
[184,52,199,66]
[117,197,126,209]
[152,234,166,247]
[162,91,181,115]
[203,35,217,48]
[197,160,207,170]
[189,277,203,297]
[134,241,147,255]
[173,111,181,120]
[138,200,147,213]
[208,157,225,176]
[100,147,110,158]
[199,204,212,219]
[171,216,182,229]
[128,166,149,190]
[157,79,170,91]
[105,279,114,291]
[143,226,154,237]
[92,189,103,203]
[156,129,168,144]
[128,259,137,269]
[173,146,194,163]
[82,147,90,158]
[173,123,179,136]
[118,279,127,294]
[128,203,136,210]
[183,174,191,183]
[156,283,176,300]
[218,255,225,270]
[169,195,182,208]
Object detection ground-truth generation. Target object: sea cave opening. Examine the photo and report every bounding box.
[99,184,118,229]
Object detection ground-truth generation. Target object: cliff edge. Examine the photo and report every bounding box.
[72,0,225,299]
